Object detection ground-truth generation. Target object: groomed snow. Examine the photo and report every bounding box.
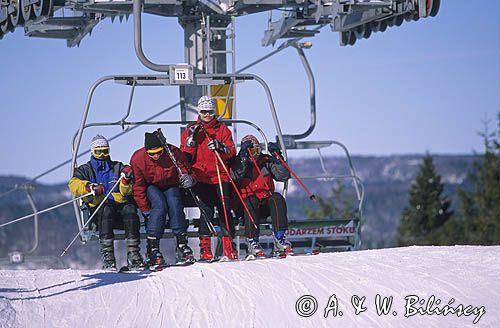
[1,246,499,328]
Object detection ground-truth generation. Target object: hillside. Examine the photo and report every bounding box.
[0,246,498,327]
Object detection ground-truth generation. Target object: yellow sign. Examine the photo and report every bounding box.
[210,84,234,119]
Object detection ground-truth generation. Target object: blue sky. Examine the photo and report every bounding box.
[1,0,499,184]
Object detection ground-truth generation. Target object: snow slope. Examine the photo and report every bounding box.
[0,246,498,328]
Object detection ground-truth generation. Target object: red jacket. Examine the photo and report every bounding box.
[239,155,275,200]
[180,118,236,184]
[130,146,190,213]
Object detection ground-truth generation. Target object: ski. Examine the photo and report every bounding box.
[290,249,321,256]
[217,256,241,262]
[118,266,148,274]
[172,259,196,267]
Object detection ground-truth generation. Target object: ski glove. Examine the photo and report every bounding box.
[238,140,254,157]
[207,139,229,153]
[185,124,200,148]
[86,183,105,196]
[179,174,196,189]
[121,165,134,182]
[268,142,283,161]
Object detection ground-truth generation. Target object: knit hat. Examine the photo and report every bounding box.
[241,134,259,147]
[90,135,109,150]
[144,132,162,150]
[197,95,216,113]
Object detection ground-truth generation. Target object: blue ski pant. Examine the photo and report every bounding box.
[146,184,187,238]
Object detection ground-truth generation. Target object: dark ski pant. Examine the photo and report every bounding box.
[243,192,288,239]
[146,184,187,238]
[194,182,235,237]
[91,202,140,240]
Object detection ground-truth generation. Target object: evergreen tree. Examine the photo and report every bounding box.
[459,113,500,244]
[398,154,453,246]
[303,180,357,220]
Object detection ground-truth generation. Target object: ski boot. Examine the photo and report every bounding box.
[126,238,146,271]
[176,233,195,265]
[145,236,166,271]
[272,230,293,258]
[245,237,265,260]
[221,236,238,261]
[199,236,214,262]
[100,238,117,270]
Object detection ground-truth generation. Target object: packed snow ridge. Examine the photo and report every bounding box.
[1,246,499,328]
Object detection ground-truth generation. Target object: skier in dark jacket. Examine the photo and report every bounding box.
[130,130,196,269]
[180,95,237,261]
[69,135,144,270]
[231,135,293,258]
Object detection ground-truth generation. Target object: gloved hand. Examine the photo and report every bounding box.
[86,183,105,196]
[268,142,283,159]
[238,140,254,157]
[142,211,150,219]
[179,174,196,189]
[207,139,229,153]
[185,124,199,148]
[121,165,134,182]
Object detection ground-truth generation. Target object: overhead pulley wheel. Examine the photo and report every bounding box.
[355,24,371,39]
[348,31,356,46]
[429,0,440,17]
[395,15,404,27]
[379,20,387,32]
[21,0,35,22]
[33,0,52,17]
[0,15,15,34]
[9,0,25,27]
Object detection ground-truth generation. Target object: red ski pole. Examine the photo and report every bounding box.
[198,123,259,229]
[215,158,231,235]
[213,149,258,230]
[272,151,316,202]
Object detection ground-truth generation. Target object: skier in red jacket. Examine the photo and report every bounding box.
[230,135,293,258]
[130,131,196,269]
[180,96,237,261]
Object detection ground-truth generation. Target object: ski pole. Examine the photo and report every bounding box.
[215,159,231,236]
[197,123,258,230]
[61,176,123,257]
[272,151,316,201]
[0,192,93,229]
[155,129,216,234]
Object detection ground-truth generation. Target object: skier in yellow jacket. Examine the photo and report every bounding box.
[69,135,144,270]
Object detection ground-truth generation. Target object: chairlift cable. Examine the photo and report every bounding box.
[0,192,93,229]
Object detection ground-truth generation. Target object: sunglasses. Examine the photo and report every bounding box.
[92,148,110,156]
[199,110,215,116]
[146,147,164,157]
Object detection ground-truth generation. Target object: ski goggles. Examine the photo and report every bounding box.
[250,145,261,157]
[92,147,110,157]
[146,147,164,156]
[199,110,215,117]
